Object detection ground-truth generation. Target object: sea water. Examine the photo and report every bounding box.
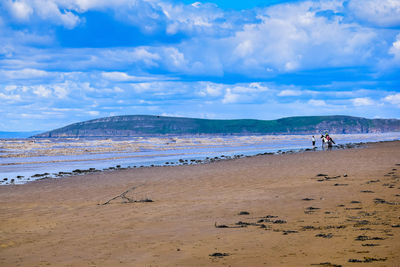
[1,133,400,185]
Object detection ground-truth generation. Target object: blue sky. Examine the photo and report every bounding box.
[1,0,400,131]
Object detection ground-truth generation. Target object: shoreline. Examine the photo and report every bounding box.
[0,140,399,266]
[1,139,369,186]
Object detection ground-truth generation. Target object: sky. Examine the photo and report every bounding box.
[1,0,400,131]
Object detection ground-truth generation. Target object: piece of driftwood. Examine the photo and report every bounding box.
[101,184,149,205]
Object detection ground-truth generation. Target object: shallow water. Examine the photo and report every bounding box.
[1,133,400,185]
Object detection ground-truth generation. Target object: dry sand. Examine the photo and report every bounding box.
[1,141,400,266]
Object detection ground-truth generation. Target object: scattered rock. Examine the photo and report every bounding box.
[238,211,250,215]
[353,220,370,227]
[209,252,229,258]
[282,230,298,235]
[363,257,387,263]
[348,257,386,263]
[302,225,320,230]
[138,198,153,203]
[348,259,362,263]
[374,198,397,205]
[32,173,49,177]
[214,222,229,228]
[311,262,342,267]
[355,235,385,241]
[272,219,287,224]
[302,198,314,201]
[306,206,320,210]
[315,233,333,239]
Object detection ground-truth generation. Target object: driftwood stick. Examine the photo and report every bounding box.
[101,184,144,205]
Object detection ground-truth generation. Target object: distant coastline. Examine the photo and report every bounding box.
[32,115,400,138]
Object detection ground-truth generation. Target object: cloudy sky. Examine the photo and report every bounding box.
[1,0,400,131]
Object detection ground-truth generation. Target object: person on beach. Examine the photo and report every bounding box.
[320,134,326,148]
[312,136,316,147]
[326,135,335,150]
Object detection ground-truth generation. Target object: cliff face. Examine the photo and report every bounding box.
[33,115,400,138]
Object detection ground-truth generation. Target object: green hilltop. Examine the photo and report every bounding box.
[33,115,400,138]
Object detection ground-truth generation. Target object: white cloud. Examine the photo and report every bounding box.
[278,89,302,96]
[352,97,374,106]
[222,88,240,104]
[0,92,21,101]
[384,93,400,106]
[231,83,268,94]
[249,83,269,91]
[199,82,223,97]
[220,1,377,75]
[5,0,80,28]
[5,85,17,91]
[0,68,50,79]
[53,84,69,99]
[389,34,400,61]
[88,110,100,116]
[348,0,400,27]
[101,71,170,82]
[164,47,187,70]
[308,99,326,106]
[8,0,33,21]
[33,85,52,97]
[101,71,133,82]
[130,48,161,67]
[161,1,224,35]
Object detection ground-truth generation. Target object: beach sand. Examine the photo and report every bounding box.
[1,141,400,266]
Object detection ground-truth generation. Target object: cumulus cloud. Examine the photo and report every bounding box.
[214,0,379,76]
[384,93,400,106]
[5,0,81,28]
[222,88,240,104]
[199,82,224,97]
[2,0,398,77]
[33,85,52,97]
[7,0,33,21]
[352,97,375,106]
[348,0,400,27]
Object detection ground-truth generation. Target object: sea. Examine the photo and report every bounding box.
[1,133,400,185]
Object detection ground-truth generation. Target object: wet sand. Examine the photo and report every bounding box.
[1,141,400,266]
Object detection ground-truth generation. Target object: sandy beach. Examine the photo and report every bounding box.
[1,141,400,266]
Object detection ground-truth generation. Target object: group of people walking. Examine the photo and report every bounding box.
[312,132,335,150]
